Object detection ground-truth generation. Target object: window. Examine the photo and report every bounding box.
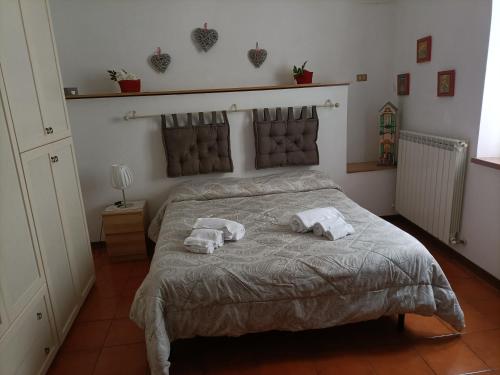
[478,0,500,158]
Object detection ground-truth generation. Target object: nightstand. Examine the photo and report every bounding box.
[102,200,147,262]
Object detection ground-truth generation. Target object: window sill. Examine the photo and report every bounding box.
[346,161,397,174]
[471,157,500,171]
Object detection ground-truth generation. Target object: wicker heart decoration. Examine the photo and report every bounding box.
[150,51,171,73]
[248,43,267,68]
[192,23,218,52]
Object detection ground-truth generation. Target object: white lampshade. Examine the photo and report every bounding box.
[111,164,133,190]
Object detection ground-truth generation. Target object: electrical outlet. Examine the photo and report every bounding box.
[356,74,368,82]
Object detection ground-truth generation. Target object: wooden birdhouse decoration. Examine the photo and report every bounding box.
[378,102,399,166]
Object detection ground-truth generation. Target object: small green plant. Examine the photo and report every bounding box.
[107,69,138,82]
[107,70,119,81]
[293,61,308,77]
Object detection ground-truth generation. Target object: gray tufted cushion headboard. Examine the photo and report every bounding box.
[161,112,233,177]
[253,106,319,169]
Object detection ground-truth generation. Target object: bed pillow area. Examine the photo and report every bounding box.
[168,170,340,203]
[161,112,233,177]
[253,106,319,169]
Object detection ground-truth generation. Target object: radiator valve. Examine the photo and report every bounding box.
[449,235,467,245]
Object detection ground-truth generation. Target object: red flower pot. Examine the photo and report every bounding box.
[294,70,313,84]
[118,79,141,93]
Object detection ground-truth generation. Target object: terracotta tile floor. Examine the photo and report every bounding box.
[47,216,500,375]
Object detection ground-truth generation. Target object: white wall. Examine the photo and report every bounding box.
[49,0,397,163]
[65,86,396,242]
[50,0,498,278]
[394,0,500,279]
[393,0,490,153]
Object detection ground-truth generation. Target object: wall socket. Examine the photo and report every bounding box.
[356,74,368,82]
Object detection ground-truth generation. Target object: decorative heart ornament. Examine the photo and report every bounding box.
[248,42,267,68]
[150,48,171,73]
[192,23,218,52]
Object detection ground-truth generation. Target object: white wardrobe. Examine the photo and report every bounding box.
[0,0,95,373]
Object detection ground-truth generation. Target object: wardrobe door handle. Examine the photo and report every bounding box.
[36,312,43,320]
[44,347,50,355]
[45,127,53,134]
[50,155,59,163]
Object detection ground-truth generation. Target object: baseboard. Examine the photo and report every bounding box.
[91,239,154,258]
[439,241,500,290]
[382,215,500,290]
[380,214,401,220]
[90,241,106,250]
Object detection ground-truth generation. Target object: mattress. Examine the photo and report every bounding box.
[130,170,465,375]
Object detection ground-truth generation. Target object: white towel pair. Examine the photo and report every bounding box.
[313,217,354,241]
[184,218,245,254]
[290,207,354,241]
[290,207,344,233]
[193,218,245,241]
[184,228,224,254]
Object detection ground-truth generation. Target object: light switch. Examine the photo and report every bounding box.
[356,74,368,82]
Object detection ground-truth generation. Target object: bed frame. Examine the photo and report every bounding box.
[397,314,405,331]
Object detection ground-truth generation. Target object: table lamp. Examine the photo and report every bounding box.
[111,164,133,208]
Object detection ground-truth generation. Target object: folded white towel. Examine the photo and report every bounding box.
[193,218,245,241]
[183,237,215,254]
[290,207,344,233]
[313,217,354,241]
[190,228,224,248]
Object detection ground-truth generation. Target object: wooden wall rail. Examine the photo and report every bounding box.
[65,83,350,100]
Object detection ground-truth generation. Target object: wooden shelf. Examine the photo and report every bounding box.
[64,82,350,100]
[471,157,500,171]
[347,161,397,174]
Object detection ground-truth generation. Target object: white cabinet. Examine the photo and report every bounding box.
[0,294,8,339]
[0,0,46,151]
[0,288,57,375]
[21,138,94,339]
[0,0,70,152]
[0,0,95,371]
[44,139,95,299]
[19,0,70,140]
[0,87,44,331]
[22,143,80,339]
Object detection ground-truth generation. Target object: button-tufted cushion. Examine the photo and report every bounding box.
[161,112,233,177]
[253,107,319,169]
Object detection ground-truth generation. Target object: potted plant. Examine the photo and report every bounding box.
[293,61,313,84]
[107,69,141,93]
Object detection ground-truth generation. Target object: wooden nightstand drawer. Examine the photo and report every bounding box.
[106,233,147,259]
[102,212,144,234]
[101,200,148,262]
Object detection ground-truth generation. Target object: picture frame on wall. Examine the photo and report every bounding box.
[417,36,432,63]
[397,73,410,96]
[437,70,456,97]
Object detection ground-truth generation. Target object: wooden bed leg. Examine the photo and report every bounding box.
[397,314,405,332]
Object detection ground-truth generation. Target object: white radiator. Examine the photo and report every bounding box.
[395,130,468,244]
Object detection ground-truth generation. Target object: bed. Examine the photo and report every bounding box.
[130,170,465,375]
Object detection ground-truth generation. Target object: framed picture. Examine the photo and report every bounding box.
[397,73,410,96]
[437,70,456,97]
[417,36,432,63]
